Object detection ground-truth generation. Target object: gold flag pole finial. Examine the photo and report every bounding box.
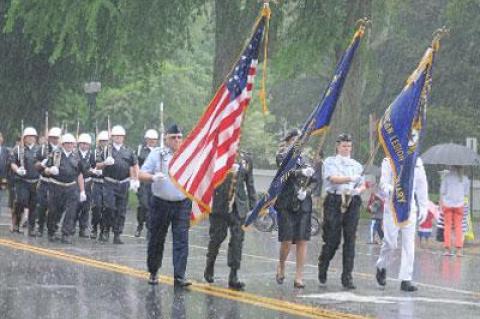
[432,26,449,51]
[354,17,371,38]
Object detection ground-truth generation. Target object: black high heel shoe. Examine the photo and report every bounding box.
[276,273,285,285]
[294,280,305,289]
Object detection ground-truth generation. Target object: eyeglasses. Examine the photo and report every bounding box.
[168,135,183,140]
[336,133,352,143]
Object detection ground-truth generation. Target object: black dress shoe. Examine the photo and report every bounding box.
[79,230,89,238]
[275,273,285,285]
[98,231,107,242]
[228,280,245,290]
[113,234,124,244]
[400,281,418,292]
[90,229,97,239]
[100,230,110,242]
[61,235,73,244]
[28,228,36,237]
[342,279,356,290]
[376,268,386,286]
[293,281,305,289]
[134,228,142,237]
[228,269,245,290]
[48,234,60,242]
[148,274,159,285]
[174,278,192,288]
[204,269,214,283]
[318,267,327,285]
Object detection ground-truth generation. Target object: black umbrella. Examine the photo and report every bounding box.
[421,143,480,166]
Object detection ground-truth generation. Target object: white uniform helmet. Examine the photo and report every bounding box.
[61,133,76,144]
[48,127,62,138]
[78,133,92,144]
[23,127,38,137]
[111,125,126,136]
[97,130,109,141]
[144,129,159,139]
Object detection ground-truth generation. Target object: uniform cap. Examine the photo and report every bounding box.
[48,127,62,138]
[283,129,301,142]
[336,133,352,143]
[23,127,38,137]
[144,129,159,139]
[111,125,126,136]
[61,133,76,144]
[166,124,182,135]
[97,131,109,141]
[78,133,92,144]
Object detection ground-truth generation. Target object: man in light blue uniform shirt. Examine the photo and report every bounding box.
[139,124,192,288]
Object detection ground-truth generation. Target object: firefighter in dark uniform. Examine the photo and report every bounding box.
[96,125,140,244]
[10,127,41,235]
[90,131,108,239]
[44,133,87,244]
[34,127,62,237]
[135,129,159,237]
[203,151,257,290]
[6,137,21,223]
[75,133,95,238]
[0,132,10,208]
[318,133,365,289]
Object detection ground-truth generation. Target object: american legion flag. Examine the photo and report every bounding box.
[244,24,366,227]
[378,42,438,226]
[169,15,267,222]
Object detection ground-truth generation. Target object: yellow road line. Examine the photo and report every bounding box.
[0,238,369,319]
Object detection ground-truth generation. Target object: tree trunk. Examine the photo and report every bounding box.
[212,0,262,92]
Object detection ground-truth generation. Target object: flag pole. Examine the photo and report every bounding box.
[313,17,370,166]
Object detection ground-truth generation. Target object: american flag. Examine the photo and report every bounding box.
[169,17,266,222]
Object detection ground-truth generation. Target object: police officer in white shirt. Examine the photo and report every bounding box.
[139,124,192,288]
[318,133,365,289]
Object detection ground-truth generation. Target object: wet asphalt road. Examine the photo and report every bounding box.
[0,196,479,319]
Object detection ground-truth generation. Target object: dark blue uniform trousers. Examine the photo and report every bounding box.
[147,196,191,280]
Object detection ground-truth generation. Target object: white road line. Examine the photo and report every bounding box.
[299,292,480,307]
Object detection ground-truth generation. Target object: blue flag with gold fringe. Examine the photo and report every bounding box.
[378,45,438,225]
[244,25,366,227]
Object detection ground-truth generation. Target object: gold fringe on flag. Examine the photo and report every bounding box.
[259,2,272,114]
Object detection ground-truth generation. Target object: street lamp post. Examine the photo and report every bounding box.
[84,81,102,132]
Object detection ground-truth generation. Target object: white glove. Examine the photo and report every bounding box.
[380,183,394,197]
[352,188,361,196]
[104,156,115,166]
[79,191,87,202]
[350,175,362,184]
[48,166,59,176]
[130,179,140,192]
[90,168,103,176]
[231,163,240,173]
[417,209,428,224]
[41,158,49,167]
[301,167,315,177]
[152,172,167,183]
[16,167,26,176]
[297,189,307,201]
